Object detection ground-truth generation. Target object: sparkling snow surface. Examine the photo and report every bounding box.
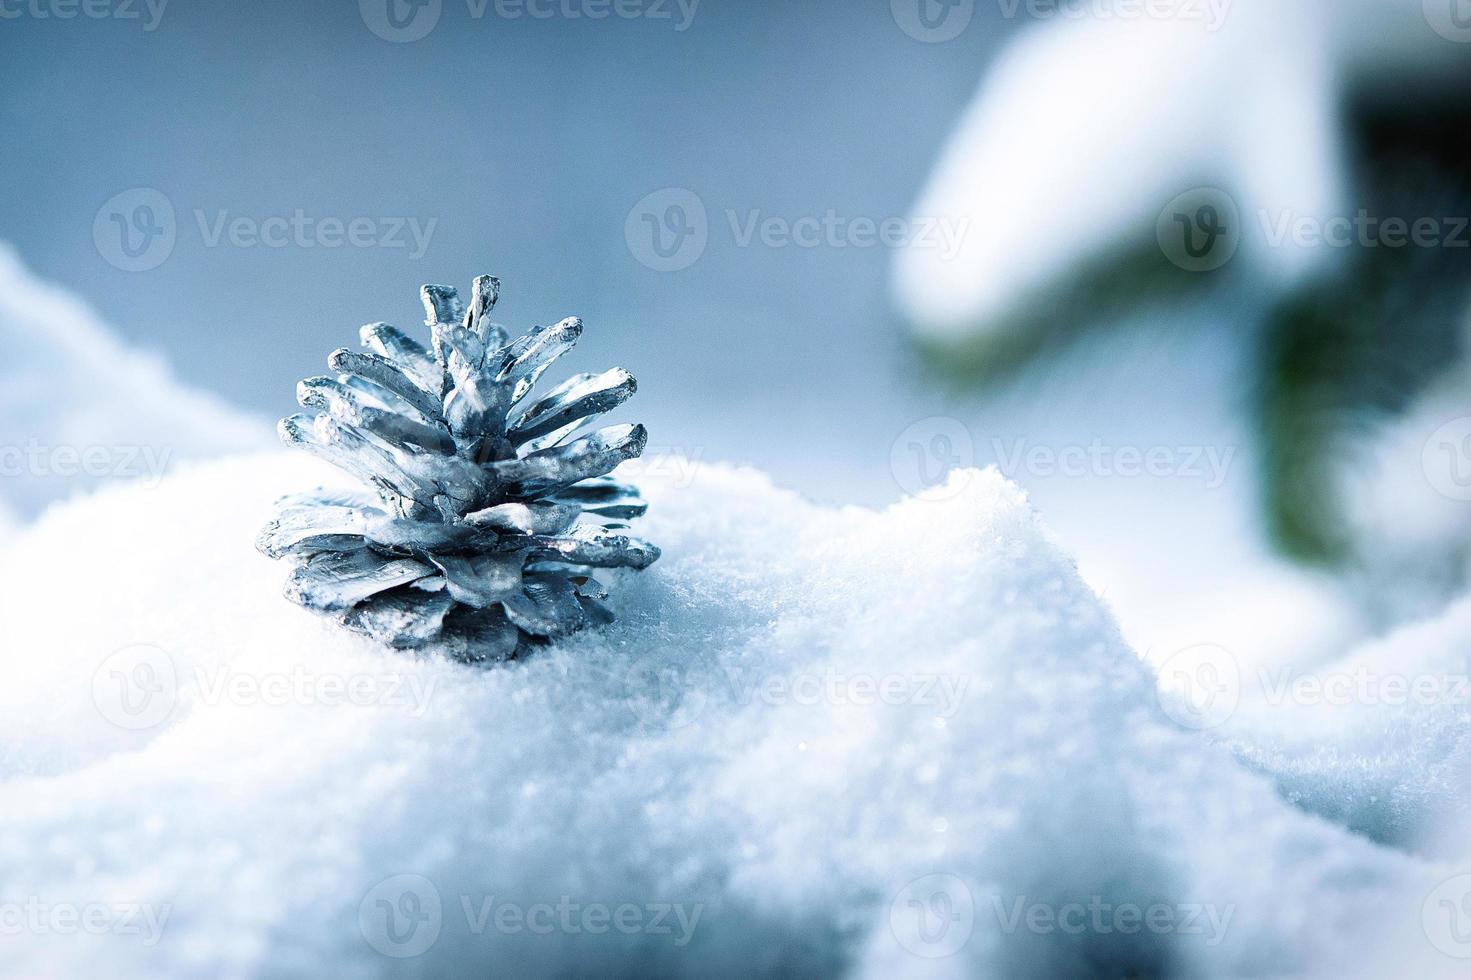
[1,453,1465,978]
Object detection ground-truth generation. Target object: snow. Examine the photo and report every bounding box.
[0,243,273,520]
[1224,594,1471,857]
[1337,372,1471,624]
[882,0,1471,712]
[0,452,1459,978]
[889,0,1466,343]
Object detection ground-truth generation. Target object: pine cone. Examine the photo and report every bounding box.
[257,276,660,662]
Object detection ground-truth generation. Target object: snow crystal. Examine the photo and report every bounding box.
[0,454,1456,977]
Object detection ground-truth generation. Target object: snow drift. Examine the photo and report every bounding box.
[0,244,272,521]
[0,453,1461,978]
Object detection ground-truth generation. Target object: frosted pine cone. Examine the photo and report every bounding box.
[257,276,659,662]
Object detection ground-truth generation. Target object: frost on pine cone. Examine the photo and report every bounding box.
[256,276,659,662]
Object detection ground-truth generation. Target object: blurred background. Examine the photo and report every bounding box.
[1,0,994,494]
[3,0,1470,668]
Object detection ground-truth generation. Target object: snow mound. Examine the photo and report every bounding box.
[890,0,1466,342]
[0,243,272,520]
[0,454,1448,978]
[1224,595,1471,857]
